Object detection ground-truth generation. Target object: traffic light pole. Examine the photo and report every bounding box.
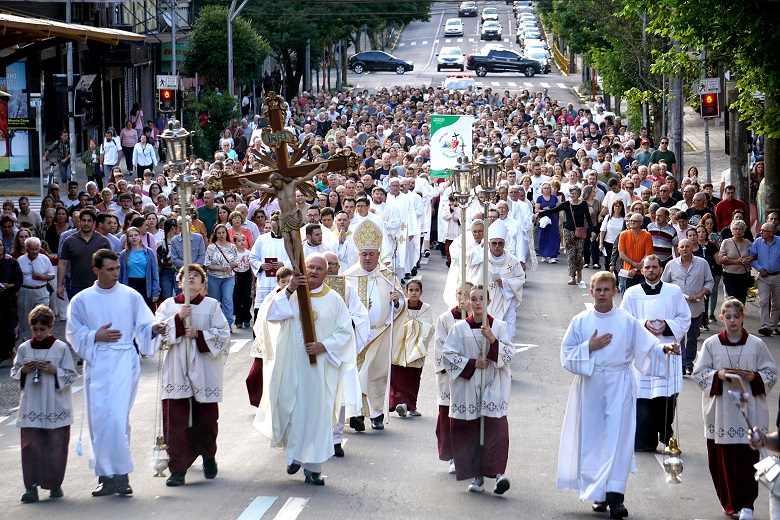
[704,117,712,183]
[66,0,76,182]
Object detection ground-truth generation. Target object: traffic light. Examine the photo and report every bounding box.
[75,89,94,123]
[700,92,719,119]
[159,89,175,112]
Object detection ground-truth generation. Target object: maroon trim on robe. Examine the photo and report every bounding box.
[173,293,205,305]
[750,375,766,396]
[449,416,509,480]
[717,328,750,346]
[460,359,477,380]
[450,307,462,320]
[407,300,423,310]
[174,314,186,338]
[710,376,723,396]
[21,426,70,490]
[245,358,264,407]
[389,365,423,410]
[195,331,209,353]
[706,439,759,515]
[436,405,453,461]
[465,314,494,329]
[30,335,56,350]
[486,339,500,362]
[162,398,219,473]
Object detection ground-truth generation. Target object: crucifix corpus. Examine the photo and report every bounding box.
[211,92,349,364]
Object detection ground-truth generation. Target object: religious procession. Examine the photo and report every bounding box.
[1,84,779,520]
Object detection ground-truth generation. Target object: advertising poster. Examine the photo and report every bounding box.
[1,62,31,173]
[429,115,473,178]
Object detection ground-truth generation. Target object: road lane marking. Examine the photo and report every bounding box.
[540,82,550,88]
[457,38,463,42]
[503,39,509,43]
[237,496,278,520]
[434,40,439,44]
[508,82,517,86]
[557,82,566,88]
[274,497,309,520]
[524,82,533,86]
[0,414,10,425]
[230,339,251,354]
[411,41,417,46]
[492,81,500,86]
[398,42,405,47]
[469,38,474,42]
[422,40,428,45]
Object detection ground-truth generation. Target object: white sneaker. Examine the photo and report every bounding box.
[739,508,754,520]
[395,403,408,417]
[550,258,557,264]
[493,474,511,495]
[448,459,456,474]
[468,477,484,493]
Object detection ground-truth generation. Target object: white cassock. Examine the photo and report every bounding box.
[496,216,520,256]
[437,183,454,243]
[343,263,406,419]
[443,236,482,309]
[155,295,231,402]
[415,177,437,239]
[557,306,667,501]
[434,306,465,407]
[512,198,535,267]
[393,302,434,368]
[249,233,292,308]
[620,281,691,398]
[403,191,424,272]
[464,197,483,230]
[254,284,356,467]
[370,202,404,270]
[485,252,525,338]
[303,241,333,258]
[335,231,359,273]
[299,225,339,252]
[65,282,158,477]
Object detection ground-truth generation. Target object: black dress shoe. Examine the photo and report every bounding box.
[592,501,607,513]
[759,327,772,336]
[334,443,344,457]
[349,416,365,432]
[49,487,64,498]
[203,458,218,479]
[370,414,385,430]
[446,260,451,267]
[166,472,186,487]
[92,476,117,497]
[411,267,418,276]
[21,486,38,503]
[609,503,629,519]
[287,462,301,474]
[114,474,133,496]
[305,472,325,485]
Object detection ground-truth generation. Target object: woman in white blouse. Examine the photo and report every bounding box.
[132,134,157,179]
[599,200,626,272]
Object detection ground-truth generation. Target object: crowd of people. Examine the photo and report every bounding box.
[2,82,779,520]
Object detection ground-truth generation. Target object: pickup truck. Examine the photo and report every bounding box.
[465,48,541,77]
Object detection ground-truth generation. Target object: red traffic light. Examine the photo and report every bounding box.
[704,94,714,104]
[161,89,172,100]
[700,92,719,119]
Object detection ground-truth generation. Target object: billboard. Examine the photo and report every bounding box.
[429,115,473,178]
[0,62,31,173]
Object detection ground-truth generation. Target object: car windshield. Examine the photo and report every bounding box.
[441,48,462,56]
[526,50,546,59]
[463,1,475,6]
[484,8,497,14]
[447,21,461,27]
[484,21,500,28]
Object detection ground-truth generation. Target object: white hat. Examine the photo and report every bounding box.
[488,219,508,241]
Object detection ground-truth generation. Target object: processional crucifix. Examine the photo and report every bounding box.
[204,92,352,364]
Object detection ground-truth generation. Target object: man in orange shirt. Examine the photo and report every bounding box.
[617,213,654,293]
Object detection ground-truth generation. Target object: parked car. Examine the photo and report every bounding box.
[444,18,465,37]
[517,29,542,44]
[348,51,414,75]
[523,38,548,50]
[437,46,466,71]
[466,48,542,77]
[439,74,480,93]
[523,48,551,73]
[481,7,499,23]
[480,21,503,41]
[458,1,477,17]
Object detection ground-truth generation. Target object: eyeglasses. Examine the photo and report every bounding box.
[660,141,668,144]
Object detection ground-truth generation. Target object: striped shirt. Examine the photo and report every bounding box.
[647,222,678,262]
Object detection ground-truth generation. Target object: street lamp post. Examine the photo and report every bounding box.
[472,147,499,446]
[451,149,474,318]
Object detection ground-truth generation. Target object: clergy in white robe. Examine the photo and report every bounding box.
[620,255,691,452]
[557,272,675,515]
[441,196,461,264]
[343,219,406,430]
[155,265,231,485]
[65,250,163,496]
[494,202,519,256]
[370,187,404,270]
[334,212,359,273]
[482,220,525,337]
[443,220,485,309]
[442,285,515,493]
[249,229,292,309]
[254,254,356,482]
[437,181,455,245]
[12,310,77,497]
[508,186,536,269]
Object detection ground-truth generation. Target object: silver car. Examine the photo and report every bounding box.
[437,46,466,71]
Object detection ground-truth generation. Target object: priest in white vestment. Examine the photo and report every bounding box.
[443,219,485,309]
[508,186,535,268]
[65,249,165,496]
[249,227,292,310]
[482,220,525,338]
[254,254,356,485]
[494,201,519,256]
[557,271,678,518]
[343,219,406,431]
[334,212,358,274]
[155,264,231,486]
[369,187,404,271]
[620,255,691,452]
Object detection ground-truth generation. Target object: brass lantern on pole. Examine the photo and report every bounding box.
[473,147,499,197]
[160,118,191,172]
[452,150,473,206]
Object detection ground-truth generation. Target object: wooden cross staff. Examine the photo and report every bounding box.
[206,92,350,364]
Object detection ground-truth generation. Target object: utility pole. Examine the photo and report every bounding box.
[668,40,684,182]
[228,0,250,98]
[66,0,76,181]
[171,0,176,78]
[305,40,311,93]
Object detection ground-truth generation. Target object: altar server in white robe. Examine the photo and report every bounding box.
[509,186,535,268]
[323,251,369,457]
[343,219,406,431]
[483,220,525,337]
[399,178,424,276]
[155,264,231,487]
[254,254,356,485]
[370,187,404,271]
[620,254,691,452]
[249,221,292,311]
[65,249,166,497]
[557,271,679,519]
[437,179,455,246]
[494,201,519,256]
[443,219,484,309]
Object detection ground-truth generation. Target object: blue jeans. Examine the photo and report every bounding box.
[59,161,70,183]
[207,275,235,325]
[159,269,176,301]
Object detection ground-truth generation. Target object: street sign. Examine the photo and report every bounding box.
[695,77,720,94]
[157,75,178,90]
[75,74,97,91]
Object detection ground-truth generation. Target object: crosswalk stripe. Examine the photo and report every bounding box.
[274,497,309,520]
[508,82,517,87]
[398,42,405,47]
[524,82,533,86]
[503,39,509,43]
[237,496,278,520]
[410,41,417,46]
[434,39,439,44]
[468,38,474,42]
[491,81,500,86]
[446,39,452,43]
[540,82,550,88]
[422,40,428,45]
[557,82,566,88]
[230,339,250,354]
[457,38,463,42]
[0,414,10,425]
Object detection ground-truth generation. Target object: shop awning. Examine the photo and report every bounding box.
[0,13,145,49]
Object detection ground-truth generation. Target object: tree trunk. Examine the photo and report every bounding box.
[765,136,780,219]
[668,74,684,182]
[341,38,349,87]
[614,95,621,117]
[354,30,362,53]
[729,106,750,209]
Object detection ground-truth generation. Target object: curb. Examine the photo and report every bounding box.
[389,26,403,52]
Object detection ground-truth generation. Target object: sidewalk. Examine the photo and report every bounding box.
[682,105,730,184]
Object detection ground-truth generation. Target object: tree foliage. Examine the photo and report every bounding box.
[183,92,240,160]
[182,5,271,88]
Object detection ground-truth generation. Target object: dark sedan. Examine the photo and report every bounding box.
[348,51,414,75]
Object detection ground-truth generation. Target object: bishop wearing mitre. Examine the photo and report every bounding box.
[343,219,406,431]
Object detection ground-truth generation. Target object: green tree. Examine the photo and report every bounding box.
[182,5,270,88]
[183,92,240,160]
